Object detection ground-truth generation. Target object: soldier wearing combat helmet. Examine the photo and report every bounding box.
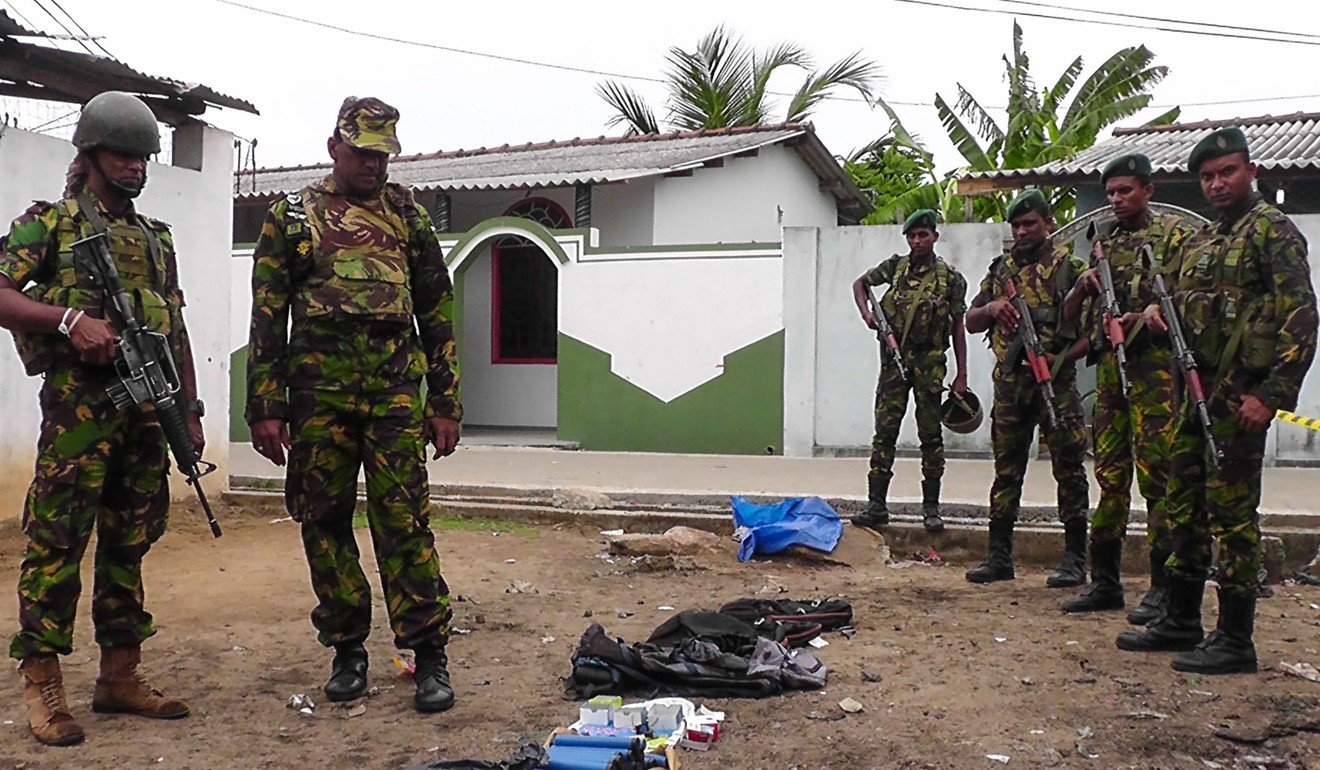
[0,91,200,746]
[1116,127,1317,675]
[246,96,462,712]
[850,209,970,533]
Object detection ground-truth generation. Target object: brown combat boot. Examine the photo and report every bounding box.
[20,655,85,746]
[92,646,189,719]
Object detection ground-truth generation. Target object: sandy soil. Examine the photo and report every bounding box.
[0,501,1316,770]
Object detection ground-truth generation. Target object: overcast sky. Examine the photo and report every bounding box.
[12,0,1320,175]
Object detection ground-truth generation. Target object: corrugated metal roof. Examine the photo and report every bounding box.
[236,123,872,217]
[959,113,1320,191]
[0,10,256,120]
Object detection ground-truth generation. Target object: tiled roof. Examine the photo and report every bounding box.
[958,113,1320,191]
[236,123,872,217]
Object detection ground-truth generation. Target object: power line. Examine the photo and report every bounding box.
[994,0,1320,42]
[29,0,94,55]
[46,0,118,60]
[893,0,1320,46]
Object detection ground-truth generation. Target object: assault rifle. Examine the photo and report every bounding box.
[1004,277,1059,429]
[866,286,909,382]
[71,233,222,537]
[1088,222,1130,395]
[1143,245,1221,467]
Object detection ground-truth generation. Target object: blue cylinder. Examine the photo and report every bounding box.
[545,744,624,770]
[553,734,638,750]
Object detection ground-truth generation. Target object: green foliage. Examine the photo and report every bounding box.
[856,22,1174,224]
[598,26,880,135]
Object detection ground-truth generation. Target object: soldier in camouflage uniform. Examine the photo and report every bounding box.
[965,189,1091,587]
[246,97,462,712]
[850,209,969,533]
[1059,154,1194,616]
[1117,128,1317,675]
[0,92,197,746]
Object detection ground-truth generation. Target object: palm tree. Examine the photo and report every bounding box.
[854,22,1179,224]
[598,26,881,136]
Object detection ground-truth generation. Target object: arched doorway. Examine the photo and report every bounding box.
[453,200,569,435]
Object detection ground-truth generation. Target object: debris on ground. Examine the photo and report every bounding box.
[552,488,613,511]
[839,697,864,714]
[606,527,724,557]
[1278,662,1320,683]
[286,693,315,715]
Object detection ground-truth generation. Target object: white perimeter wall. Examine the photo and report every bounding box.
[459,243,557,427]
[0,125,235,518]
[652,144,837,245]
[785,218,1320,465]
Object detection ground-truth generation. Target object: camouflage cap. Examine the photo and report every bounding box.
[1188,127,1249,173]
[1100,153,1153,184]
[902,208,939,234]
[336,96,401,154]
[1006,188,1049,222]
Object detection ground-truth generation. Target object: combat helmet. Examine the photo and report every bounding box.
[941,389,983,434]
[72,91,160,156]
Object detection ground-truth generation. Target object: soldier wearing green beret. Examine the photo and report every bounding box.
[851,209,969,532]
[1117,127,1318,675]
[247,96,462,711]
[965,189,1091,587]
[1058,153,1195,617]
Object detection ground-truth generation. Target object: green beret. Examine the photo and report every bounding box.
[902,208,939,234]
[1006,188,1049,222]
[1188,127,1249,173]
[1100,153,1152,184]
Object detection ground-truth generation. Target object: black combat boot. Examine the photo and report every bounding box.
[851,476,889,530]
[1115,577,1205,652]
[413,644,456,713]
[324,642,368,702]
[1046,518,1088,588]
[965,518,1015,583]
[921,478,945,533]
[1171,590,1258,675]
[1127,548,1171,626]
[1064,538,1124,613]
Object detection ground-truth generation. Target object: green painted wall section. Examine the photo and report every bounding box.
[557,331,785,455]
[231,345,250,442]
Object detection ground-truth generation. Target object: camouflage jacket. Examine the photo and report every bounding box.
[1083,211,1195,353]
[863,253,967,353]
[0,190,188,376]
[974,238,1085,364]
[1175,193,1317,411]
[246,176,462,423]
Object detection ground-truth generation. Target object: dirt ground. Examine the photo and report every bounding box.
[0,502,1317,770]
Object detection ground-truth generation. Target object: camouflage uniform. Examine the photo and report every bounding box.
[246,168,461,652]
[863,254,968,492]
[977,239,1090,525]
[1165,193,1317,594]
[1086,214,1193,548]
[2,192,187,660]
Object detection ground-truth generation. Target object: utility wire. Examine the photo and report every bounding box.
[893,0,1320,46]
[993,0,1320,42]
[29,0,94,54]
[46,0,117,60]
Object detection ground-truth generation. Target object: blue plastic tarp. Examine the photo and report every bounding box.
[730,496,842,562]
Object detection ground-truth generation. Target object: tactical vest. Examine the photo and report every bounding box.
[878,254,954,349]
[283,183,419,323]
[1178,203,1286,374]
[12,194,173,375]
[987,243,1078,365]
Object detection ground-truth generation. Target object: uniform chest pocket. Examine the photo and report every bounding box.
[331,254,408,285]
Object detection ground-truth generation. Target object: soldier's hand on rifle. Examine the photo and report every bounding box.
[1236,394,1273,433]
[861,308,878,331]
[187,411,205,455]
[251,418,291,466]
[1079,268,1102,297]
[1120,311,1143,333]
[425,417,460,459]
[1142,304,1169,335]
[990,298,1019,332]
[68,315,119,365]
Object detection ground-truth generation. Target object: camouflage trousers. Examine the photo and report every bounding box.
[1089,345,1177,548]
[868,352,947,487]
[1164,369,1268,595]
[10,366,170,660]
[285,385,451,650]
[989,364,1089,522]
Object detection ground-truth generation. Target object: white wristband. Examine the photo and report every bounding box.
[57,308,74,336]
[66,310,84,335]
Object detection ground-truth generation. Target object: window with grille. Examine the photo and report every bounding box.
[491,198,569,363]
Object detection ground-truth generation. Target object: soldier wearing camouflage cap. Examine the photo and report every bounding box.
[1116,126,1318,676]
[1058,153,1195,618]
[246,96,462,712]
[965,189,1091,589]
[851,209,970,533]
[0,91,199,745]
